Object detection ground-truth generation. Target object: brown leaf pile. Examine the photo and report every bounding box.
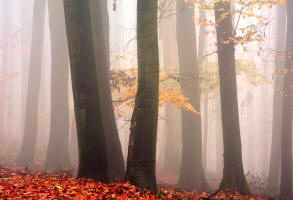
[0,167,268,199]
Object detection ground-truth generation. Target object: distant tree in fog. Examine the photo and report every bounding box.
[280,0,293,197]
[214,0,250,194]
[45,0,71,171]
[0,0,9,144]
[176,0,209,192]
[268,2,286,195]
[125,0,159,192]
[16,0,46,168]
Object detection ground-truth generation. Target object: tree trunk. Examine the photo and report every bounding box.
[0,0,10,144]
[279,0,293,197]
[90,0,125,181]
[215,96,223,175]
[125,0,159,192]
[45,0,71,171]
[16,0,46,168]
[63,0,108,182]
[246,96,256,175]
[268,3,286,195]
[163,104,180,173]
[176,0,209,192]
[198,0,206,64]
[214,0,250,194]
[159,0,180,174]
[202,93,208,174]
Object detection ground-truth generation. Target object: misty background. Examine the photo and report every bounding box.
[0,0,285,196]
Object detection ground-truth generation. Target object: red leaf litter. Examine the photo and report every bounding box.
[0,167,269,199]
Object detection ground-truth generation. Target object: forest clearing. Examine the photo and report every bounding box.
[0,0,291,199]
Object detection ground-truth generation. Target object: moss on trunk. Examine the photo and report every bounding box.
[125,0,160,192]
[63,0,108,182]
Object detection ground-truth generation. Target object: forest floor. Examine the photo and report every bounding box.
[0,167,271,200]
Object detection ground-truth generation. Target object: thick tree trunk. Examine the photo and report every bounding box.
[268,3,286,195]
[279,0,293,197]
[125,0,159,192]
[176,0,209,192]
[214,0,250,194]
[63,0,108,182]
[16,0,46,168]
[45,0,71,171]
[90,0,125,181]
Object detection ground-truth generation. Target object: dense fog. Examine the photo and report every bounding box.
[0,0,290,198]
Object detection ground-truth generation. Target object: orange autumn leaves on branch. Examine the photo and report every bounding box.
[110,68,200,116]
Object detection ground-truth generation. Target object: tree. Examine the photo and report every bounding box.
[16,0,46,168]
[176,0,209,191]
[280,0,293,197]
[0,0,9,144]
[125,0,160,192]
[90,0,125,181]
[159,0,180,174]
[214,0,250,194]
[63,0,108,182]
[268,2,286,195]
[198,0,208,174]
[45,0,71,171]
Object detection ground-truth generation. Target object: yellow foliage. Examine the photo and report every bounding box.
[111,68,200,115]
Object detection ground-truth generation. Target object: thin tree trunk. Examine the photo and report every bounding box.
[176,0,209,192]
[203,93,209,174]
[45,0,71,171]
[268,3,286,195]
[125,0,159,192]
[280,0,293,197]
[214,0,250,194]
[63,0,109,182]
[0,0,9,144]
[159,0,180,174]
[215,96,223,175]
[198,0,206,64]
[247,96,256,175]
[16,0,46,168]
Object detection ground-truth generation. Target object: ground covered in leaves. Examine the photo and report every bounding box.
[0,167,269,199]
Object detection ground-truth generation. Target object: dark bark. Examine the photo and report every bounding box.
[214,1,250,194]
[63,0,108,182]
[176,0,209,192]
[90,0,125,181]
[268,3,286,195]
[45,0,71,171]
[16,0,46,168]
[125,0,159,192]
[279,0,293,197]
